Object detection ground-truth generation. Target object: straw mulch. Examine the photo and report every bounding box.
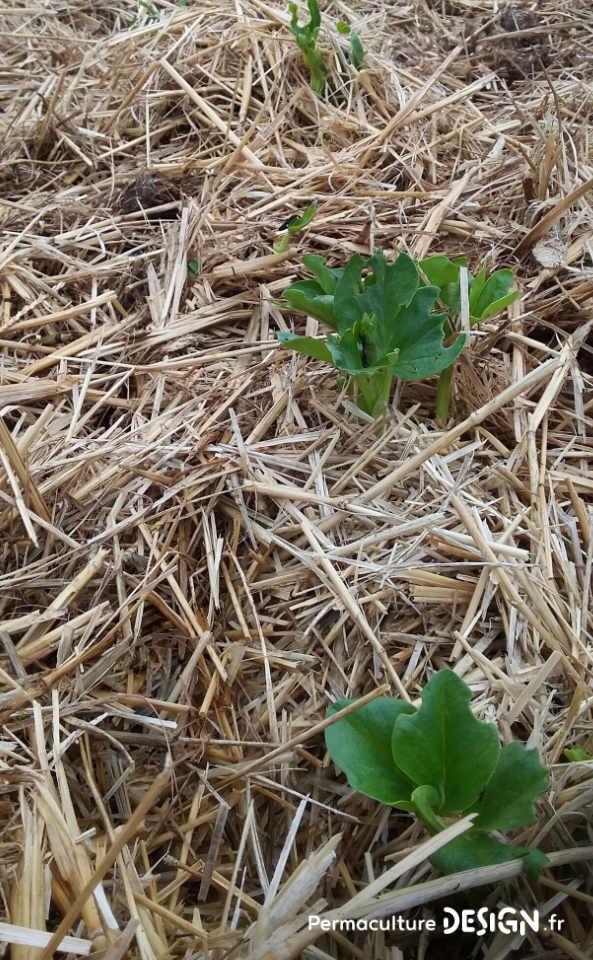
[1,0,592,957]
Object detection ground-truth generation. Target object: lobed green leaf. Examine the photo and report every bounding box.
[333,252,367,333]
[392,670,500,813]
[281,279,337,328]
[472,741,549,831]
[325,698,416,807]
[301,254,339,294]
[386,289,465,381]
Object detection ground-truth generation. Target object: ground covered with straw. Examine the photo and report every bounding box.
[1,1,593,958]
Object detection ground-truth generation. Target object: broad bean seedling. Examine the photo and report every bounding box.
[325,670,549,877]
[278,249,518,420]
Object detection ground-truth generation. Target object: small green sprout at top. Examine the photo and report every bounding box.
[290,0,327,94]
[420,255,518,420]
[336,19,363,69]
[273,201,318,253]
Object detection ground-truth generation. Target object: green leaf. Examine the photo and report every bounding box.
[305,0,320,30]
[351,255,463,380]
[478,290,519,320]
[187,258,199,277]
[522,848,549,881]
[333,253,367,333]
[467,266,487,317]
[472,742,549,831]
[139,0,159,22]
[274,202,317,252]
[565,746,593,762]
[392,671,500,813]
[355,251,419,361]
[420,255,466,287]
[336,19,350,35]
[276,332,333,364]
[420,255,468,316]
[290,0,327,94]
[325,329,398,376]
[302,254,337,294]
[286,200,317,235]
[421,258,517,326]
[350,33,363,70]
[429,830,539,874]
[387,289,465,381]
[325,698,416,807]
[326,329,364,372]
[361,250,419,314]
[471,269,516,319]
[282,279,337,328]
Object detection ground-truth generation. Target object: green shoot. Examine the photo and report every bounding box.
[273,201,318,253]
[337,19,363,69]
[420,255,519,421]
[139,0,159,23]
[290,0,327,94]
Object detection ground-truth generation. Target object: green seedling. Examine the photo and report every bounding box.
[277,249,517,420]
[139,0,159,23]
[564,747,593,762]
[336,20,363,69]
[420,255,518,421]
[290,0,327,94]
[273,201,318,253]
[564,747,593,788]
[277,249,465,417]
[325,670,549,878]
[187,258,199,278]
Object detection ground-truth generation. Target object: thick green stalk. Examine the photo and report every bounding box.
[354,369,393,417]
[436,363,453,423]
[435,316,455,422]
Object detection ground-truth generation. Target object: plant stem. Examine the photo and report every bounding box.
[354,369,393,417]
[436,363,453,423]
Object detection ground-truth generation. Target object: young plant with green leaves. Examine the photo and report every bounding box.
[290,0,327,94]
[273,201,318,253]
[420,255,518,421]
[277,249,518,420]
[337,19,363,70]
[325,670,549,877]
[277,249,465,417]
